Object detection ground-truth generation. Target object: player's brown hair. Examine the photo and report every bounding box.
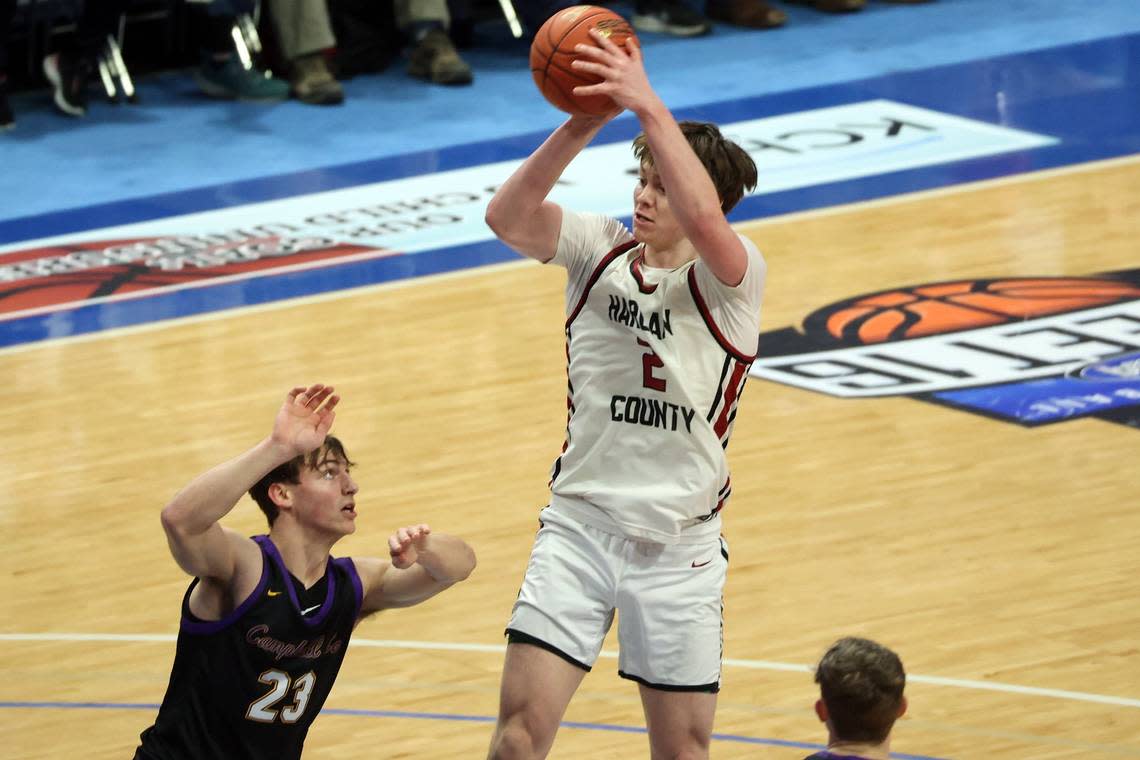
[249,437,354,525]
[815,637,906,744]
[632,120,758,214]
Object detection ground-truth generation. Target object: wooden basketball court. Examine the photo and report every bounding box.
[3,157,1138,758]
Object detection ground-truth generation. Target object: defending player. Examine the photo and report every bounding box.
[806,638,908,760]
[134,384,476,759]
[484,29,764,760]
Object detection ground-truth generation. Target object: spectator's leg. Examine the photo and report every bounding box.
[41,0,127,117]
[397,0,472,85]
[266,0,343,104]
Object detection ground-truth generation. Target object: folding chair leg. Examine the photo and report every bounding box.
[96,56,119,103]
[237,13,263,55]
[230,14,264,72]
[92,34,138,105]
[497,0,525,38]
[106,36,136,103]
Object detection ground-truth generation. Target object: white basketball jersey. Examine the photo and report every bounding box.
[546,211,766,545]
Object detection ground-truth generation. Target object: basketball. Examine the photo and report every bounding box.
[809,277,1140,344]
[529,6,637,116]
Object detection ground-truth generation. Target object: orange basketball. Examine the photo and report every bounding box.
[529,6,637,116]
[810,277,1140,345]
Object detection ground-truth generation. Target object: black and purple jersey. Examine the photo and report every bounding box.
[804,752,873,760]
[135,535,363,760]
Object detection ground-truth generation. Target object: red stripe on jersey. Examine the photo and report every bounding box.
[703,478,731,521]
[687,267,757,364]
[551,341,573,486]
[565,240,639,328]
[564,341,574,413]
[716,477,732,513]
[629,252,658,294]
[713,362,749,439]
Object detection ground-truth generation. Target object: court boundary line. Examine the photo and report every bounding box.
[2,632,1136,709]
[736,152,1140,230]
[2,153,1137,359]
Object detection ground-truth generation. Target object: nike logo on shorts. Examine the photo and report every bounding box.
[691,558,712,568]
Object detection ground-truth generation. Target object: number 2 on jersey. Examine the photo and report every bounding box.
[246,669,316,724]
[638,338,666,392]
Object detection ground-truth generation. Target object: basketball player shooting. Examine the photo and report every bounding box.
[484,27,766,760]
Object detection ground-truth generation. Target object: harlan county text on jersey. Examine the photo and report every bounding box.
[609,295,673,341]
[611,394,696,433]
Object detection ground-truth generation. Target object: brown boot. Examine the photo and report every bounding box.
[707,0,787,28]
[408,28,473,86]
[291,53,344,106]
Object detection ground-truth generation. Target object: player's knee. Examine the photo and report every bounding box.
[650,729,711,760]
[674,747,710,760]
[488,714,549,760]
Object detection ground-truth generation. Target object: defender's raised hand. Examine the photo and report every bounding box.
[271,384,340,457]
[571,29,657,117]
[389,524,432,569]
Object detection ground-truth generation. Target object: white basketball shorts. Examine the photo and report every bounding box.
[506,507,728,692]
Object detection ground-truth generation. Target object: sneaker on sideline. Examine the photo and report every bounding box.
[43,52,91,117]
[195,56,290,101]
[632,0,713,36]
